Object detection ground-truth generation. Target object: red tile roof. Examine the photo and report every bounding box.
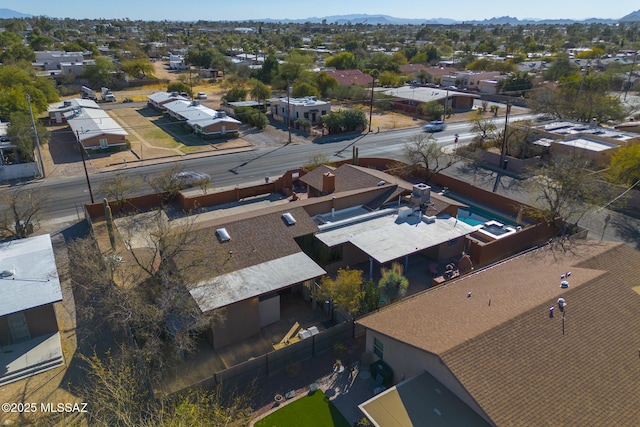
[325,69,373,86]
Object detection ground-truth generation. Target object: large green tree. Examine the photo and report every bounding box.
[320,268,364,316]
[325,52,357,70]
[608,142,640,186]
[84,56,116,89]
[7,111,50,162]
[0,65,59,120]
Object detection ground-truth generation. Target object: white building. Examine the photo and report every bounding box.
[270,96,331,124]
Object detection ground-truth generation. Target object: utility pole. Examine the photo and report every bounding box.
[499,101,511,170]
[76,130,94,203]
[443,87,449,123]
[368,73,375,132]
[287,84,292,145]
[26,94,45,178]
[624,53,637,101]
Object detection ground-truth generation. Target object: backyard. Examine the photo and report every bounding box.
[254,390,350,427]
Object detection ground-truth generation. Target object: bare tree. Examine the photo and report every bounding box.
[145,163,184,199]
[68,210,226,378]
[80,346,252,427]
[99,172,143,210]
[0,186,45,239]
[402,132,457,181]
[521,155,607,235]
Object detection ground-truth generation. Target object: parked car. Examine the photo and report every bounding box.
[196,92,207,99]
[423,120,446,132]
[172,171,211,188]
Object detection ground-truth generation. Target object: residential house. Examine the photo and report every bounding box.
[525,119,640,168]
[48,98,101,124]
[0,234,65,386]
[270,96,331,125]
[147,91,190,111]
[383,86,478,114]
[162,100,241,137]
[357,241,640,426]
[67,108,128,150]
[33,51,84,71]
[325,69,374,87]
[398,64,429,81]
[169,53,188,70]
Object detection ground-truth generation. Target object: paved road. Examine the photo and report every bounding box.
[9,113,640,248]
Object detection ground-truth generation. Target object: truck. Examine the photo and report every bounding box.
[101,87,116,102]
[81,85,97,100]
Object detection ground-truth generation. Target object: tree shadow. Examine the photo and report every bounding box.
[610,214,640,250]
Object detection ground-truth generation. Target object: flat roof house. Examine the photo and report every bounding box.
[357,241,640,426]
[67,108,128,150]
[270,96,331,125]
[0,234,65,386]
[147,91,190,111]
[48,98,100,124]
[163,100,241,137]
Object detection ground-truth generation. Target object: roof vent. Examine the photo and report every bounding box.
[282,212,296,225]
[216,228,231,242]
[560,280,569,288]
[1,270,13,278]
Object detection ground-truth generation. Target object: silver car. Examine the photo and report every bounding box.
[172,171,211,188]
[423,120,446,132]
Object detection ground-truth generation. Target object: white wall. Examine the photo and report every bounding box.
[0,163,40,181]
[258,294,280,327]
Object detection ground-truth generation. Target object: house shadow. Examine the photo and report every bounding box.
[48,128,81,165]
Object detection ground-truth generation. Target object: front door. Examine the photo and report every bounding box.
[7,312,31,343]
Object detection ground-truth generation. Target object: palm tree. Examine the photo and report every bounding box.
[378,262,409,303]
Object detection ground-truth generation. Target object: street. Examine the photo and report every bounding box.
[8,113,640,249]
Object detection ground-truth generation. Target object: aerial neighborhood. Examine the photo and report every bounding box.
[1,4,640,426]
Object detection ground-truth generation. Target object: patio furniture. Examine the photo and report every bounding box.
[309,382,319,392]
[285,390,296,399]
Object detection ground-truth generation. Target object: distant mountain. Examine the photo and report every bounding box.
[620,9,640,22]
[0,8,31,19]
[260,13,620,26]
[261,14,456,25]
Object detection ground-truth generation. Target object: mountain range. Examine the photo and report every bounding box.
[1,8,639,24]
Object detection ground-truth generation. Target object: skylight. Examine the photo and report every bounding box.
[282,212,296,225]
[216,228,230,242]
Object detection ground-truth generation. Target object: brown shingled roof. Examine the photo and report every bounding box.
[358,241,640,426]
[189,206,318,277]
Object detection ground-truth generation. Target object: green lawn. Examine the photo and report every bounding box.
[255,390,351,427]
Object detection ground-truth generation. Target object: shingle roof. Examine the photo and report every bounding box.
[358,241,640,426]
[190,206,319,276]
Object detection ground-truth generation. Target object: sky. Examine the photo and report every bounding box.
[3,0,638,22]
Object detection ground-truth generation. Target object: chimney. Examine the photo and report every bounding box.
[322,172,335,194]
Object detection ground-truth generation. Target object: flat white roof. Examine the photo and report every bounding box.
[316,208,479,264]
[555,137,616,152]
[190,252,326,312]
[68,108,128,141]
[0,234,62,316]
[384,86,479,103]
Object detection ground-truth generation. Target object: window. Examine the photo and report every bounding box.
[321,110,326,115]
[99,138,108,148]
[374,337,384,359]
[304,112,309,119]
[296,112,299,118]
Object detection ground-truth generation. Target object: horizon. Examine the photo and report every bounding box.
[2,1,637,22]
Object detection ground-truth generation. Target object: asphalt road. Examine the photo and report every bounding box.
[10,113,640,249]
